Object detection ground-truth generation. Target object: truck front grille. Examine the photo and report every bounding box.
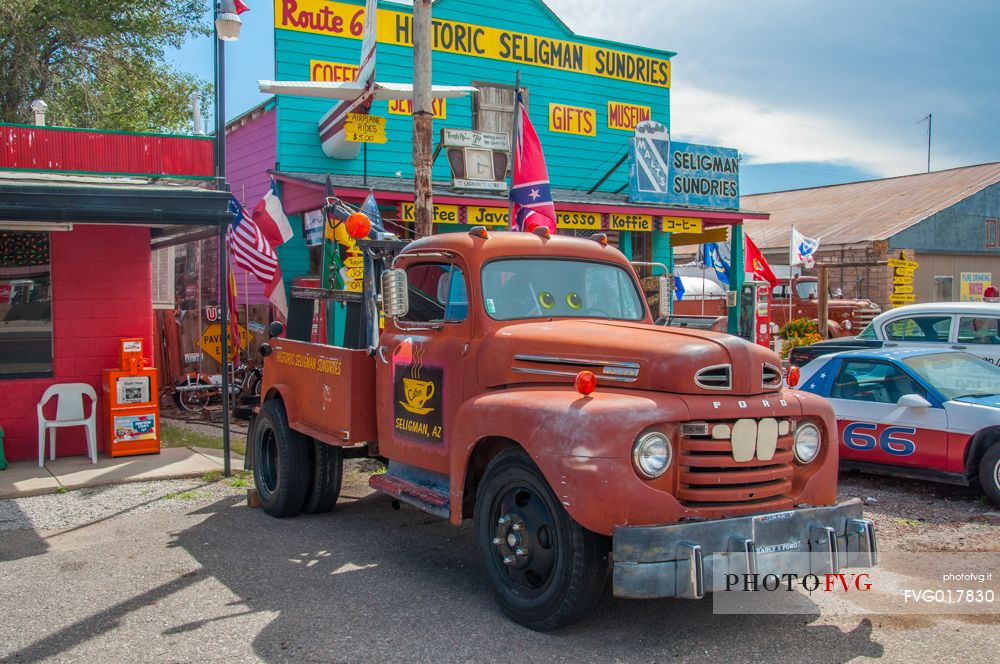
[677,422,795,518]
[853,308,880,327]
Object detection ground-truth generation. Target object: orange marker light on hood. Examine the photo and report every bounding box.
[575,370,597,395]
[786,366,800,388]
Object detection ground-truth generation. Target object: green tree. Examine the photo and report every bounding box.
[0,0,211,132]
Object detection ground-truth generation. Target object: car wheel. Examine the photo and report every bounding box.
[474,448,609,631]
[252,399,311,518]
[302,440,343,514]
[978,443,1000,507]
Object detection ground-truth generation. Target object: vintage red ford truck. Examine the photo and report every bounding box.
[252,227,877,630]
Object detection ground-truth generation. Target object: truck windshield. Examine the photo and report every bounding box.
[481,258,645,321]
[795,281,818,299]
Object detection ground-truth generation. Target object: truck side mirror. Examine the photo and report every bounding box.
[657,276,670,319]
[382,268,410,319]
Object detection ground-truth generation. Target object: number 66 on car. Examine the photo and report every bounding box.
[794,348,1000,505]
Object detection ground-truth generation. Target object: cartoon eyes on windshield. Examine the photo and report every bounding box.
[538,291,556,309]
[566,292,583,310]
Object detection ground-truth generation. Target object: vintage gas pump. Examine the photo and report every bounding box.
[737,278,771,348]
[101,338,160,457]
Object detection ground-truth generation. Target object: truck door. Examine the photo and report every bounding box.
[375,260,472,475]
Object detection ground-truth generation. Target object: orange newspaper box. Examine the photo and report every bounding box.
[101,338,160,457]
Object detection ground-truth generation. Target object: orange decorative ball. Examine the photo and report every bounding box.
[345,212,372,239]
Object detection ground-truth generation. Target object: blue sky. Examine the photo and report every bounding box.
[171,0,1000,194]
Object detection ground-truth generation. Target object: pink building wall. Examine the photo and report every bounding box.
[226,102,278,306]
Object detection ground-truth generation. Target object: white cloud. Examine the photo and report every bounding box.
[670,84,940,177]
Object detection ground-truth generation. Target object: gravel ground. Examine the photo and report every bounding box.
[838,471,1000,552]
[0,477,246,533]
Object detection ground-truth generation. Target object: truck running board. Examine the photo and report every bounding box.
[370,463,451,519]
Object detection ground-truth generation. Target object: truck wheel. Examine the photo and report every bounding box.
[252,399,310,518]
[302,441,343,514]
[474,448,610,631]
[978,444,1000,507]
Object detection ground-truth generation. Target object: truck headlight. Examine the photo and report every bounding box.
[793,423,821,463]
[633,431,672,478]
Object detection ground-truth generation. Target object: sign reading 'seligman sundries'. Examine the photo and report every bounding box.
[276,0,671,87]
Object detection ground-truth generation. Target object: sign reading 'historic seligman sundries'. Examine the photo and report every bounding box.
[276,0,671,87]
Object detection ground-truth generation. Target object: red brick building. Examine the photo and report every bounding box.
[0,125,230,462]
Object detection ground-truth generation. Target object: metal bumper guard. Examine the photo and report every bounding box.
[612,499,877,599]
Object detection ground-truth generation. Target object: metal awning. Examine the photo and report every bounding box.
[0,171,231,231]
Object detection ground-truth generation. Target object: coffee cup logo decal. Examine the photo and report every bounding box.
[401,377,436,415]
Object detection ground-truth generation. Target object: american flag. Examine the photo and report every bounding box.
[227,196,279,284]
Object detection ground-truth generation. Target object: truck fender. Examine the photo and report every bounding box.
[965,426,1000,479]
[261,384,300,432]
[447,388,691,530]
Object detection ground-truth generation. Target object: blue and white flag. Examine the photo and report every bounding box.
[701,242,731,286]
[791,226,820,267]
[673,275,685,301]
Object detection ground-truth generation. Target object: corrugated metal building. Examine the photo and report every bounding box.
[741,163,1000,308]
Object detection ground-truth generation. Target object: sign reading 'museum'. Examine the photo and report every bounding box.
[276,0,671,87]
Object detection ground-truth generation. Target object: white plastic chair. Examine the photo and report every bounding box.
[37,383,98,467]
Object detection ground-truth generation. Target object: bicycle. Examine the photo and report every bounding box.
[172,355,262,413]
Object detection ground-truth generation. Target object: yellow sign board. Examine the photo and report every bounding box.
[344,252,364,293]
[893,276,913,286]
[556,211,601,231]
[609,213,652,232]
[466,206,509,227]
[309,59,358,82]
[276,1,671,88]
[197,323,252,364]
[400,203,461,224]
[549,103,597,137]
[895,267,915,278]
[346,113,387,126]
[388,98,447,119]
[661,216,703,234]
[889,294,916,304]
[888,258,920,270]
[607,101,652,131]
[344,129,388,144]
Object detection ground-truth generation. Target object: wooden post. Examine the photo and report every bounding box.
[412,0,434,237]
[818,265,829,338]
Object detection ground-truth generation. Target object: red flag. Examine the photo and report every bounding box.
[745,234,778,287]
[509,90,557,234]
[234,0,250,15]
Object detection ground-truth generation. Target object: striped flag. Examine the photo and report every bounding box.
[227,196,279,284]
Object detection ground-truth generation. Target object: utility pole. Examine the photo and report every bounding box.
[412,0,434,237]
[920,113,932,173]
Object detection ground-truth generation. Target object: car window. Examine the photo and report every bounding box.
[831,360,926,404]
[883,316,952,342]
[904,352,1000,400]
[856,323,876,339]
[401,263,467,323]
[772,285,788,299]
[957,316,1000,345]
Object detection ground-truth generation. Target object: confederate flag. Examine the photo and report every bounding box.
[509,90,557,234]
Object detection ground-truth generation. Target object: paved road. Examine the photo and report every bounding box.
[1,473,996,663]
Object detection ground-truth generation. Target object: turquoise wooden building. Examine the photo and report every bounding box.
[226,0,766,339]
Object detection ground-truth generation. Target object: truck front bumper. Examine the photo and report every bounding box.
[612,499,877,599]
